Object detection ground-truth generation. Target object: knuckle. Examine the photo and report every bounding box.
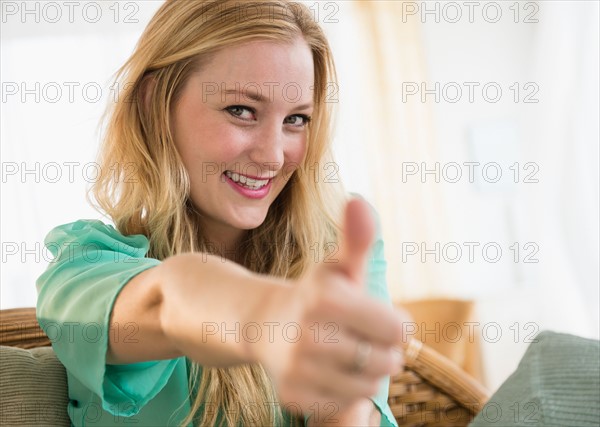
[318,283,346,314]
[378,349,397,374]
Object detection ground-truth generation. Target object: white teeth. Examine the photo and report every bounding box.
[224,171,270,190]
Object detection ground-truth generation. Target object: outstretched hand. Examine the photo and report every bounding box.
[254,198,405,422]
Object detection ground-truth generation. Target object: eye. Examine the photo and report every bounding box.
[284,114,312,127]
[225,105,256,121]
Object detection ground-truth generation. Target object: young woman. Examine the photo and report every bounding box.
[36,1,405,425]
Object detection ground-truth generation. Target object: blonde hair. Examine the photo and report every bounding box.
[89,1,347,425]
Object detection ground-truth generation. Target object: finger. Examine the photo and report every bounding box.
[280,362,345,416]
[310,360,381,401]
[316,284,404,347]
[347,304,404,347]
[312,331,404,378]
[276,386,328,418]
[334,198,376,285]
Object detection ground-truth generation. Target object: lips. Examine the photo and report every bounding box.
[223,170,271,190]
[222,170,273,199]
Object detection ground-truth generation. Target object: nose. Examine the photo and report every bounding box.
[247,122,285,171]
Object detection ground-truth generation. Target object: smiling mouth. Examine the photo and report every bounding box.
[223,170,271,190]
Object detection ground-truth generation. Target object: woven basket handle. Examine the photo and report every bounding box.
[398,338,490,415]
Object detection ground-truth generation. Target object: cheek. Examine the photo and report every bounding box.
[177,119,247,166]
[285,136,308,165]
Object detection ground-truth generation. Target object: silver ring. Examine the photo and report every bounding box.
[352,340,372,373]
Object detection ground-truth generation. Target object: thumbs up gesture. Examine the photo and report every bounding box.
[254,198,405,419]
[336,197,377,284]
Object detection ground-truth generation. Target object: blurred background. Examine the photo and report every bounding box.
[2,0,598,392]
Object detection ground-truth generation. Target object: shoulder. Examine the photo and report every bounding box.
[44,219,152,258]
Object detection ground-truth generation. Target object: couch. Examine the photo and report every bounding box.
[0,307,489,426]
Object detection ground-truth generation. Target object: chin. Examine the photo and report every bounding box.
[230,209,269,231]
[235,217,268,231]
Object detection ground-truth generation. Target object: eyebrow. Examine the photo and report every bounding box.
[221,88,313,110]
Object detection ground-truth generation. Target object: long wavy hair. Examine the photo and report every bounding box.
[89,0,347,425]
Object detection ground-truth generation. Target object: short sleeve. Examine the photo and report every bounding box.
[35,219,179,417]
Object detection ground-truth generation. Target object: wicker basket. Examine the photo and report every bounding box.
[0,307,51,348]
[0,308,489,426]
[390,338,489,426]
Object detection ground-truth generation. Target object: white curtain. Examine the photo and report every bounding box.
[1,1,164,308]
[327,0,599,389]
[327,1,454,301]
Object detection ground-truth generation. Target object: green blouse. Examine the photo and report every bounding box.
[36,216,398,426]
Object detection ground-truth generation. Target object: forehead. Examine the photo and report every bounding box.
[193,38,315,103]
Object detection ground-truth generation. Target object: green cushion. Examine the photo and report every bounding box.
[0,345,70,426]
[470,331,600,427]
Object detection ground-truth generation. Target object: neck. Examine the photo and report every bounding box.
[203,225,246,263]
[188,204,248,263]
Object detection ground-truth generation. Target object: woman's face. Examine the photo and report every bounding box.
[172,37,314,249]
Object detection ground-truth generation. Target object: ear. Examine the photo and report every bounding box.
[138,73,157,113]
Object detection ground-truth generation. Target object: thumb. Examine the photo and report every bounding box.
[335,198,376,285]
